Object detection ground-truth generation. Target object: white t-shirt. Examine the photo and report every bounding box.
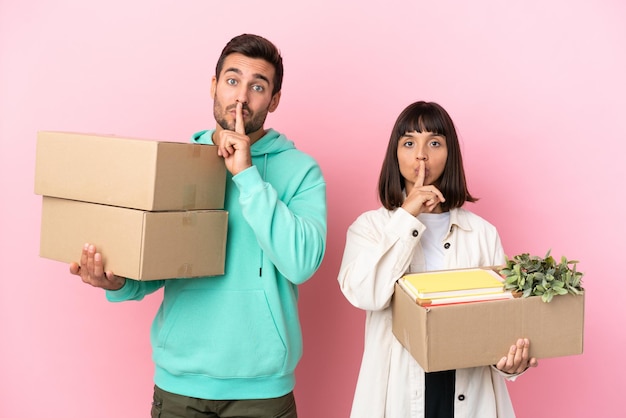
[416,212,450,272]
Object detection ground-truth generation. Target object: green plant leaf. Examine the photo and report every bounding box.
[542,292,554,303]
[554,287,568,295]
[498,250,584,302]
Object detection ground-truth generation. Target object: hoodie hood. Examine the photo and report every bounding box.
[191,127,298,278]
[191,128,295,157]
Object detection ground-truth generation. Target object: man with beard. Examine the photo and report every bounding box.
[71,34,327,417]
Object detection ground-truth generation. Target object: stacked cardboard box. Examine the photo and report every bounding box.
[35,131,228,281]
[392,267,585,372]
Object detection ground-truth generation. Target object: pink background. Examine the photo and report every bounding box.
[1,0,624,417]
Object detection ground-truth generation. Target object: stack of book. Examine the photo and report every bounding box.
[398,268,514,307]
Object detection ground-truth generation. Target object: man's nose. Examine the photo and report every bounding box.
[235,88,249,105]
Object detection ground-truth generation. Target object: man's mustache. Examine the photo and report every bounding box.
[226,104,251,113]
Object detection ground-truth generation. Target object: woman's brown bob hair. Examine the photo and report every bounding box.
[378,101,477,211]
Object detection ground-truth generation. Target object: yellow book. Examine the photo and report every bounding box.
[401,281,515,307]
[401,268,504,300]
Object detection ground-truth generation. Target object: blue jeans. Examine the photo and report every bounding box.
[150,385,298,418]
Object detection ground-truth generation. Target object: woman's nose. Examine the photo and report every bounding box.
[416,148,428,161]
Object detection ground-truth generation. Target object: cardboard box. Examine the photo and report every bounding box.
[40,196,228,281]
[34,131,226,211]
[392,281,584,372]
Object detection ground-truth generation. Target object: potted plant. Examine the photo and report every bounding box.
[498,250,584,302]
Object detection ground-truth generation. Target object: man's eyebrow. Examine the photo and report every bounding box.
[223,67,242,76]
[223,67,270,85]
[252,73,271,85]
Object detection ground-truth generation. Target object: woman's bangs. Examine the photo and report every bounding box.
[398,111,447,136]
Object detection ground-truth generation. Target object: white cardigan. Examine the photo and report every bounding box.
[338,206,521,418]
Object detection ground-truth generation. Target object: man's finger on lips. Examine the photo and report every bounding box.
[235,102,245,134]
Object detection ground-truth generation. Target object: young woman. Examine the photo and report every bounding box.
[337,101,537,418]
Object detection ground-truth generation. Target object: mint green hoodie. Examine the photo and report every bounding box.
[106,128,327,400]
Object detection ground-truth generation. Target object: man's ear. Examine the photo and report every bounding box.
[210,76,217,99]
[268,91,281,113]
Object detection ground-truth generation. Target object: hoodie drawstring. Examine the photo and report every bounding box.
[259,153,268,277]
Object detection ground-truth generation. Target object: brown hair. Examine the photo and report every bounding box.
[378,101,477,211]
[215,34,284,95]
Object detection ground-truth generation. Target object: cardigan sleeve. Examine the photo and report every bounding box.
[338,208,425,311]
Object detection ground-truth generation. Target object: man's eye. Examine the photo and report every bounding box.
[226,79,237,86]
[252,85,264,92]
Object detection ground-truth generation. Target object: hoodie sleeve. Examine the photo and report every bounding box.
[105,279,165,302]
[232,160,327,285]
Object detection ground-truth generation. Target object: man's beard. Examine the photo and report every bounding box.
[213,98,268,134]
